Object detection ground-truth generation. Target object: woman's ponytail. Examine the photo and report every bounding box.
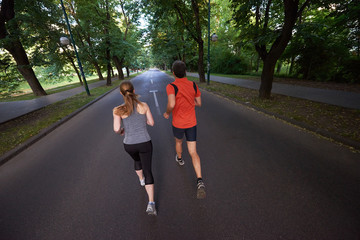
[115,81,140,116]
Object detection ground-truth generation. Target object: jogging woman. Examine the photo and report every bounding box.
[113,80,157,215]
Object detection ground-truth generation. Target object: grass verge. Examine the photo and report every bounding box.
[1,71,359,157]
[0,78,101,102]
[190,78,360,149]
[0,77,132,156]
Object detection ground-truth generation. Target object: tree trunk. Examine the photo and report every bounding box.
[0,0,46,96]
[276,61,282,74]
[192,0,205,83]
[70,57,83,85]
[112,56,124,80]
[257,0,299,99]
[63,47,83,85]
[289,55,295,75]
[197,40,205,82]
[126,67,130,77]
[256,56,260,72]
[93,62,104,80]
[105,0,111,86]
[6,40,47,96]
[305,60,312,80]
[106,63,111,85]
[259,57,277,99]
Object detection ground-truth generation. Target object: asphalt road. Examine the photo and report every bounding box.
[1,70,360,240]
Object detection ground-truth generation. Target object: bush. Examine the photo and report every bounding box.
[334,57,360,83]
[211,49,249,74]
[0,61,24,96]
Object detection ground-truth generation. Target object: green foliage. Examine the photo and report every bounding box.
[0,53,24,96]
[2,0,360,96]
[144,0,209,74]
[1,0,148,95]
[145,8,197,69]
[335,57,360,83]
[211,47,249,74]
[283,4,359,83]
[230,0,286,52]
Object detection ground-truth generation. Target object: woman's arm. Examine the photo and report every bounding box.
[113,111,123,134]
[144,103,154,126]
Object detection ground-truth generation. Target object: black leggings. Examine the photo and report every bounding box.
[123,141,154,185]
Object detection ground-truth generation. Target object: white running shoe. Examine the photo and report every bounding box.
[175,155,185,166]
[146,202,157,216]
[139,178,145,187]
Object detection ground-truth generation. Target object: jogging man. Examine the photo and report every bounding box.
[163,60,206,199]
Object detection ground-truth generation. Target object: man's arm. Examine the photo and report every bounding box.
[163,94,176,119]
[195,96,201,107]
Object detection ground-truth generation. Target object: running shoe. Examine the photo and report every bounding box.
[146,202,157,216]
[196,180,206,199]
[140,178,145,187]
[175,155,185,166]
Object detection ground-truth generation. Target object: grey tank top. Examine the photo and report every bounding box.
[122,105,151,144]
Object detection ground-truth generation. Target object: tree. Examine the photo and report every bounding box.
[65,0,105,81]
[280,1,360,83]
[111,0,142,80]
[146,10,196,70]
[207,0,253,74]
[330,0,360,58]
[0,51,23,95]
[145,0,208,82]
[231,0,310,99]
[104,0,112,85]
[0,0,47,96]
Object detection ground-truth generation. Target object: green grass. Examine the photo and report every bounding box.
[15,75,99,91]
[0,77,101,102]
[187,75,360,148]
[1,70,359,156]
[0,75,138,156]
[210,73,261,81]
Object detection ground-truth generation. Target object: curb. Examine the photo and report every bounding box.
[0,86,119,167]
[202,88,360,151]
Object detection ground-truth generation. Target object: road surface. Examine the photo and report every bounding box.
[1,70,359,239]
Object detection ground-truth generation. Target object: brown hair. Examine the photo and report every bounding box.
[172,60,186,78]
[113,81,140,116]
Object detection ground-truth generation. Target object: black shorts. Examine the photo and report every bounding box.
[172,125,197,141]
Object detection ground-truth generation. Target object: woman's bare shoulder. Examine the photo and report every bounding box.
[140,101,149,108]
[137,101,149,114]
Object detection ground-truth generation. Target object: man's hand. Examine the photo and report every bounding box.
[164,94,175,119]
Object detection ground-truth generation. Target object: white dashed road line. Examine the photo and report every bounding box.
[149,90,161,115]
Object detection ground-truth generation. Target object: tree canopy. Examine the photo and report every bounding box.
[1,0,359,97]
[0,0,147,95]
